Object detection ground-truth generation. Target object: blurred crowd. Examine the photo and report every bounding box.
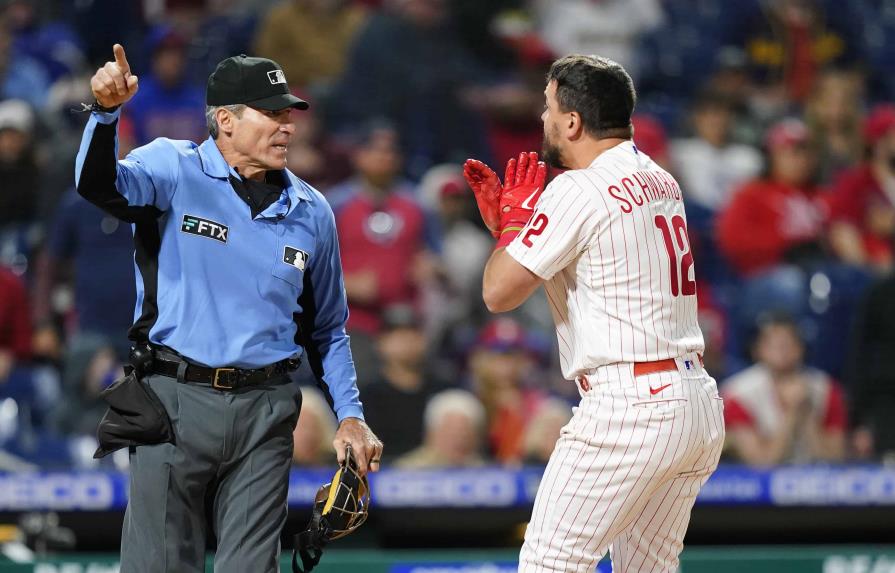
[1,0,895,472]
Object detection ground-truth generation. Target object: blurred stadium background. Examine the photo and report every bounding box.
[0,0,894,570]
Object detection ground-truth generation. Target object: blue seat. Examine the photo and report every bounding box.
[725,263,874,380]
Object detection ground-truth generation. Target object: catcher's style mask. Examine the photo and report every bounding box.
[292,445,370,573]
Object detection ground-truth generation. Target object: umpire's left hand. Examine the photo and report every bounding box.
[333,418,383,475]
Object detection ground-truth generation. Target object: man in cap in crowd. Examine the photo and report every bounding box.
[828,105,895,272]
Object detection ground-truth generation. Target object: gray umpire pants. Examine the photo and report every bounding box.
[120,373,301,573]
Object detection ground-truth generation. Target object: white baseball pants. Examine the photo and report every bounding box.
[519,353,725,573]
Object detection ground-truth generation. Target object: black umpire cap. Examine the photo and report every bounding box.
[207,54,309,111]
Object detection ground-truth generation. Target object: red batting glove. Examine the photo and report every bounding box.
[463,159,503,238]
[495,151,547,249]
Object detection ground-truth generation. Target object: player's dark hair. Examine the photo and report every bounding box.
[546,54,636,140]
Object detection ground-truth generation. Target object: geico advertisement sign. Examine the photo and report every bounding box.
[0,474,115,511]
[770,468,895,505]
[374,470,518,507]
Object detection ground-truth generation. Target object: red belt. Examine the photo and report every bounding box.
[577,356,703,392]
[633,355,703,376]
[633,358,678,377]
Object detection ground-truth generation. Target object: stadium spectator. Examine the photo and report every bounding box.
[362,305,447,460]
[468,318,545,465]
[805,68,865,184]
[725,0,863,107]
[0,264,58,429]
[722,314,847,465]
[847,273,895,461]
[327,0,491,179]
[63,0,142,67]
[48,334,122,437]
[292,387,338,467]
[827,105,895,272]
[0,99,39,228]
[253,0,367,92]
[4,0,86,83]
[450,0,525,70]
[329,122,439,384]
[33,117,138,357]
[521,397,571,466]
[125,26,206,145]
[0,265,31,369]
[417,165,491,324]
[696,281,732,379]
[532,0,663,79]
[169,0,258,81]
[631,113,670,169]
[0,22,50,108]
[699,47,763,146]
[395,388,487,468]
[477,71,548,175]
[670,89,763,213]
[717,118,828,276]
[283,91,351,190]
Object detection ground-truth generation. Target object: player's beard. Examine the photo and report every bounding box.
[542,124,568,170]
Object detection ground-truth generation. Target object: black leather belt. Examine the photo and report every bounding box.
[150,349,298,390]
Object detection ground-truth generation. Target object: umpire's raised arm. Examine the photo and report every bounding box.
[75,44,178,219]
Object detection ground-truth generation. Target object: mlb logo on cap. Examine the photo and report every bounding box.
[207,54,308,110]
[267,70,286,85]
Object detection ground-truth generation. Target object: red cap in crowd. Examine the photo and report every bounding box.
[477,318,528,353]
[765,118,810,150]
[439,179,465,198]
[863,104,895,146]
[631,114,668,160]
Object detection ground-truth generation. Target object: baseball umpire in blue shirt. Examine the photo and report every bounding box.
[76,44,383,572]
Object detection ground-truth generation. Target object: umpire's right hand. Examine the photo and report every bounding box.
[91,44,139,109]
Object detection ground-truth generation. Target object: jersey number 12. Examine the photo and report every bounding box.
[654,214,696,297]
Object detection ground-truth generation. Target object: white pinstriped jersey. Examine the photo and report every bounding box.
[506,141,704,380]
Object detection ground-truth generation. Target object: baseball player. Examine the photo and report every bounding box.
[464,54,725,572]
[78,45,383,572]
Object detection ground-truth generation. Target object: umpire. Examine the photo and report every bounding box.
[76,44,383,572]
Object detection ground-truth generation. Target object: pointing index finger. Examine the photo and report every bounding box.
[113,44,131,75]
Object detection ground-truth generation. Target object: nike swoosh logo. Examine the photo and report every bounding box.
[649,384,672,395]
[521,187,541,210]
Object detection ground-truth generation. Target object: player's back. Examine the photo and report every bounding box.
[506,141,704,379]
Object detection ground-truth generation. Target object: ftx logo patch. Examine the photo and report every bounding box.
[283,246,309,271]
[267,70,286,85]
[181,215,228,243]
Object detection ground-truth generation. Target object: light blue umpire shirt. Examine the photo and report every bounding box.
[75,108,363,421]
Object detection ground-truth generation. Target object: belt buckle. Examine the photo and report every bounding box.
[213,368,237,390]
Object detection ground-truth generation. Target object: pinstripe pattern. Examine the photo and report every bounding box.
[506,142,703,381]
[507,142,721,572]
[518,357,725,573]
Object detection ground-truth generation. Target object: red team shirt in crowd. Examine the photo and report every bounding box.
[716,179,827,276]
[334,190,428,334]
[828,164,895,266]
[0,266,32,361]
[506,140,704,381]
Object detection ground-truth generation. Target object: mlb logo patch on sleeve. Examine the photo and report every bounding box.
[181,215,229,243]
[284,246,310,271]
